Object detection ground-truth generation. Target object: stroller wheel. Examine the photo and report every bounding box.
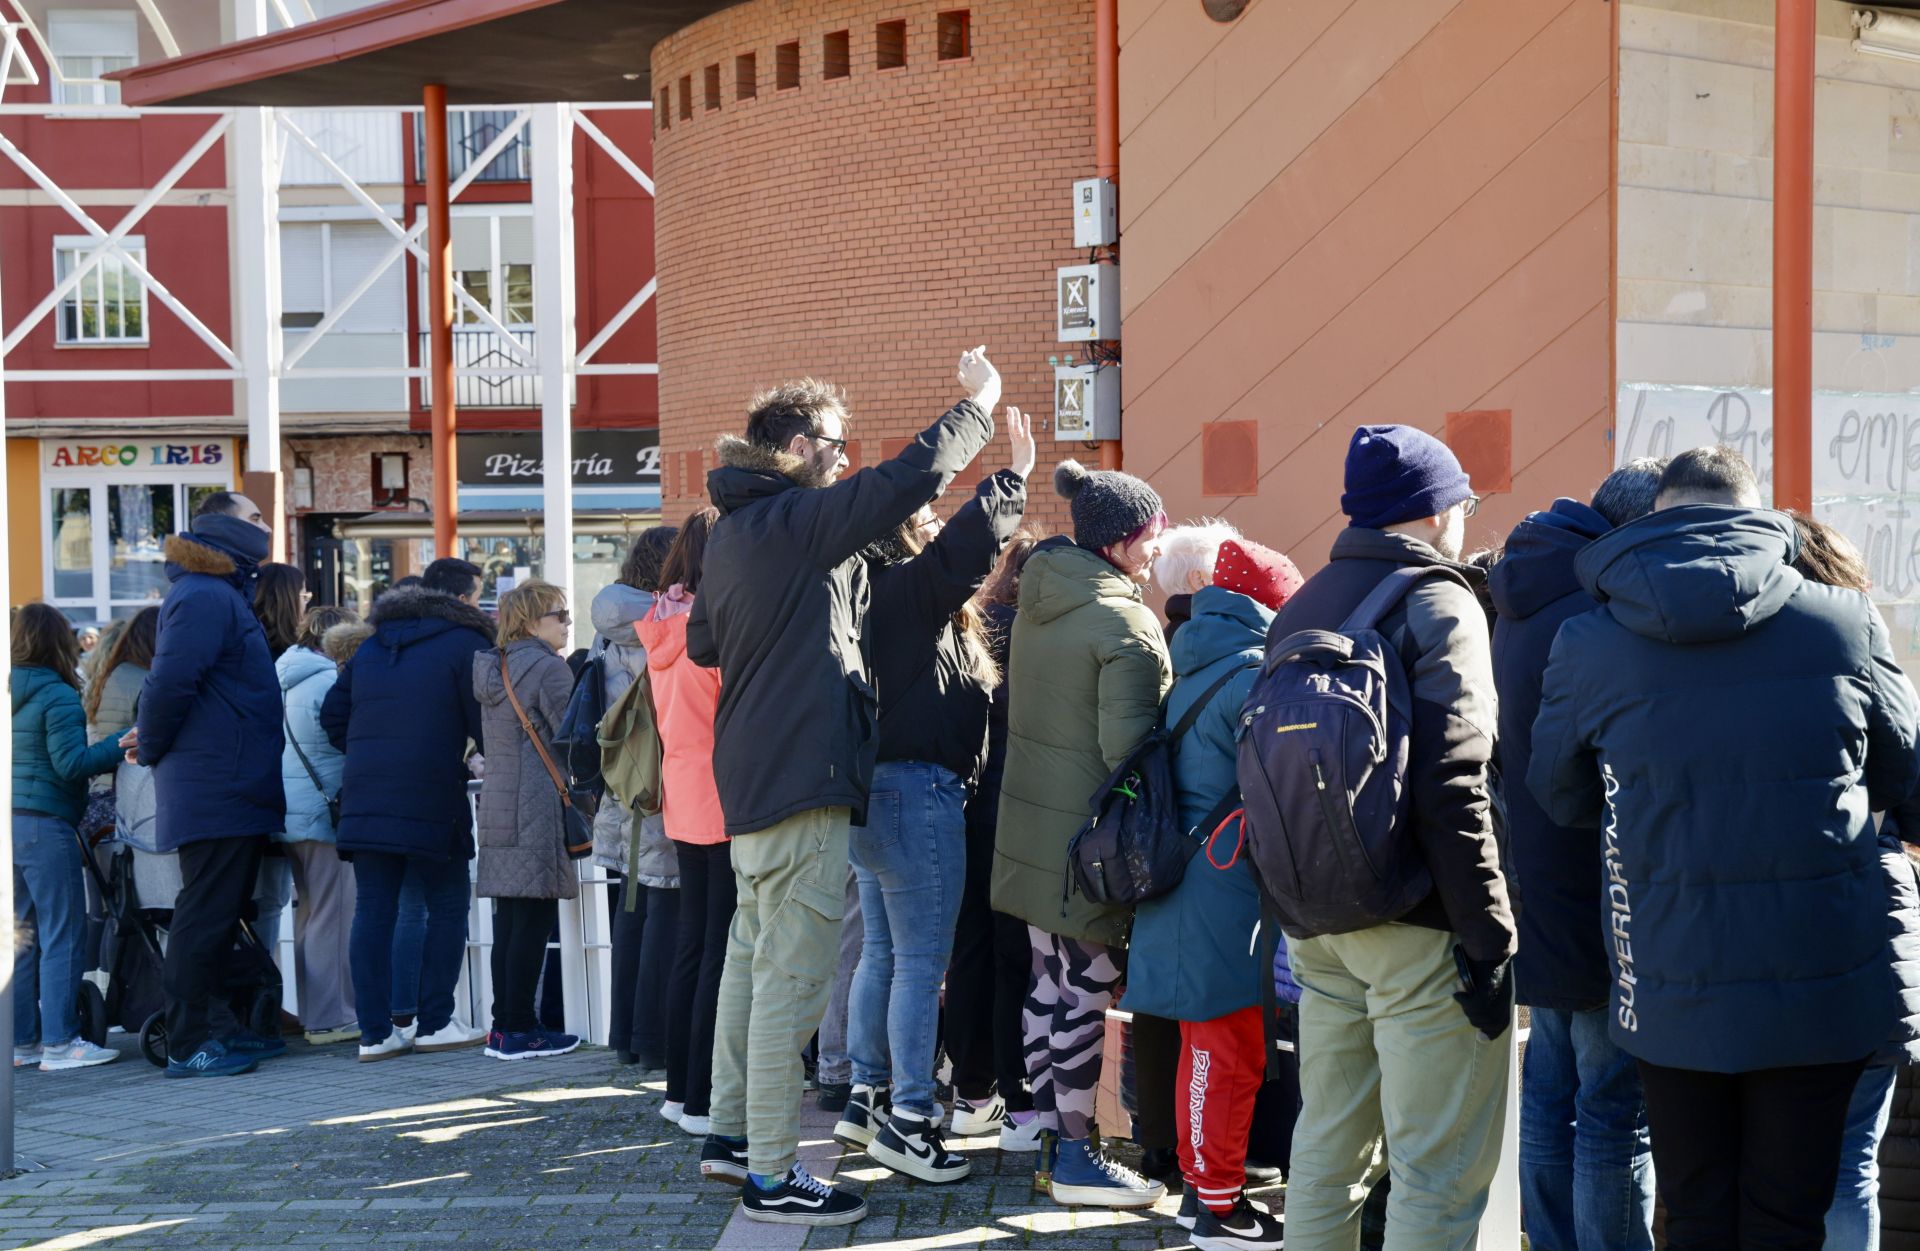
[75,982,108,1048]
[247,987,282,1040]
[139,1013,168,1068]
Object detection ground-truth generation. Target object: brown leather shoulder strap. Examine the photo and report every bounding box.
[499,651,575,807]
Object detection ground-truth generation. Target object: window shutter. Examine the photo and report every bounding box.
[328,221,405,333]
[279,223,325,316]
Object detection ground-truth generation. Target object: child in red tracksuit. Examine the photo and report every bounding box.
[1122,539,1300,1250]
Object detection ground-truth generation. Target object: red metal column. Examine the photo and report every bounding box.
[1095,0,1122,472]
[1773,0,1814,511]
[424,83,459,555]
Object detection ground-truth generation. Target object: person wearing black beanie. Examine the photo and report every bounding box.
[1052,459,1166,583]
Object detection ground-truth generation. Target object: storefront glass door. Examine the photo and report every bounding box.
[45,480,230,623]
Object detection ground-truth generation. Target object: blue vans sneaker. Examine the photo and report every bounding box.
[165,1038,258,1079]
[1048,1137,1165,1209]
[223,1030,288,1060]
[484,1029,579,1060]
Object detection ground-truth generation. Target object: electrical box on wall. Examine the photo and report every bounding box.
[1072,178,1117,248]
[1057,264,1120,342]
[1054,364,1119,443]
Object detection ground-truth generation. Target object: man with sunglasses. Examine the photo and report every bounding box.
[688,349,1000,1227]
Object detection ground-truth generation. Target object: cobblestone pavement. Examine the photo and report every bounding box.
[0,1035,1246,1250]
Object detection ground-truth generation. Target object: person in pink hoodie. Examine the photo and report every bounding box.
[638,507,732,1135]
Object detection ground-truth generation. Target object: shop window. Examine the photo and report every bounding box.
[49,487,93,600]
[107,484,174,603]
[736,51,757,100]
[705,63,721,111]
[823,30,850,80]
[937,11,970,61]
[877,19,907,70]
[55,237,147,344]
[371,452,410,508]
[47,10,136,108]
[678,74,692,120]
[776,40,800,90]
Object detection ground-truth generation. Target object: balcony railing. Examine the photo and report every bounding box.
[418,328,538,409]
[415,109,532,183]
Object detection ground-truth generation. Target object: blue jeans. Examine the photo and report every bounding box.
[12,812,87,1047]
[1520,1005,1656,1251]
[848,761,967,1117]
[349,852,468,1044]
[388,867,428,1019]
[1826,1062,1898,1250]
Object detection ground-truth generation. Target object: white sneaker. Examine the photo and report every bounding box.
[414,1022,487,1054]
[39,1039,117,1072]
[358,1030,412,1063]
[13,1046,40,1069]
[679,1113,712,1136]
[951,1092,1007,1137]
[396,1020,419,1046]
[660,1100,685,1126]
[999,1115,1046,1153]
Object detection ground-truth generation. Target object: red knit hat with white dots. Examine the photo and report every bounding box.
[1213,538,1304,612]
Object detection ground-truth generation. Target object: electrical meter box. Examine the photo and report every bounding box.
[1057,264,1120,343]
[1072,178,1117,248]
[1054,364,1120,443]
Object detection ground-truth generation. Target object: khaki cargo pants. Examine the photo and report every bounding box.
[707,806,851,1177]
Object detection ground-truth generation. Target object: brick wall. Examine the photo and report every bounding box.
[651,0,1095,536]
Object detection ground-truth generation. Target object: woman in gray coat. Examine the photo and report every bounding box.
[473,579,580,1060]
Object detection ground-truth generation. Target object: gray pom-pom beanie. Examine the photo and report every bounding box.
[1053,459,1165,553]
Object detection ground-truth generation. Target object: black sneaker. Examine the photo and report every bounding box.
[1176,1188,1200,1230]
[1245,1159,1284,1186]
[816,1081,852,1113]
[832,1084,889,1149]
[867,1111,971,1183]
[1191,1194,1286,1251]
[740,1164,866,1227]
[698,1134,749,1185]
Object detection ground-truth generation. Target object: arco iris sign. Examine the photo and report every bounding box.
[43,440,230,472]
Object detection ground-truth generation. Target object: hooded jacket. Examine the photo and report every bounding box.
[867,468,1028,784]
[473,637,580,901]
[689,397,994,836]
[12,667,123,825]
[992,537,1173,945]
[322,587,493,861]
[1125,587,1274,1022]
[639,587,727,846]
[136,520,286,848]
[275,645,343,845]
[586,582,677,885]
[1263,527,1514,964]
[1488,499,1614,1010]
[1530,504,1920,1072]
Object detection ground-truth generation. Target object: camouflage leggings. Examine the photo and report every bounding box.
[1022,925,1122,1141]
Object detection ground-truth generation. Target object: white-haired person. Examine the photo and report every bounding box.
[1154,519,1242,644]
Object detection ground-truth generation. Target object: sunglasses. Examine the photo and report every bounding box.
[807,432,849,453]
[541,609,572,625]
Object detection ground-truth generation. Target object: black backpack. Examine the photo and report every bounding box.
[1065,665,1249,908]
[553,649,609,797]
[1237,566,1462,936]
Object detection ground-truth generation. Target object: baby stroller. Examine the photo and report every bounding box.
[76,830,283,1069]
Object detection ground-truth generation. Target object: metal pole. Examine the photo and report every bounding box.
[423,84,458,557]
[0,22,18,1179]
[1772,0,1815,511]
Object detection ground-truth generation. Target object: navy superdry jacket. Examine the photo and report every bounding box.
[1530,504,1920,1072]
[1489,499,1614,1012]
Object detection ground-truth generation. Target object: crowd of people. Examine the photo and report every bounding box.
[12,345,1920,1251]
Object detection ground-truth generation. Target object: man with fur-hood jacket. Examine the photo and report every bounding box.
[322,558,496,1061]
[686,350,998,1227]
[132,492,284,1077]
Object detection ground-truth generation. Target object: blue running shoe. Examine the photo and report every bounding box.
[224,1030,288,1060]
[484,1029,579,1060]
[165,1038,258,1079]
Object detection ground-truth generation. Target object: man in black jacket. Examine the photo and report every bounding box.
[1262,425,1516,1250]
[689,350,999,1226]
[1488,458,1664,1251]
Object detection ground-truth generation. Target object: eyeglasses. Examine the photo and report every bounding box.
[1462,494,1482,519]
[541,609,572,625]
[807,432,849,453]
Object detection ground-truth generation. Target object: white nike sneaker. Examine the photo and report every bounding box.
[1191,1194,1286,1251]
[867,1110,971,1184]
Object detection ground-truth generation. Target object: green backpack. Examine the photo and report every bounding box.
[598,667,665,896]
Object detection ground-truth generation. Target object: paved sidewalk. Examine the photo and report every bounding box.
[0,1036,1229,1250]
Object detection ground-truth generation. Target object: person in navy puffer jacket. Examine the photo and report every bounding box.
[322,558,493,1062]
[1531,447,1920,1250]
[1125,538,1300,1250]
[132,494,285,1078]
[1489,459,1665,1251]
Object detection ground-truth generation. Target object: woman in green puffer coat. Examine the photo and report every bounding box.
[991,460,1171,1209]
[11,604,130,1072]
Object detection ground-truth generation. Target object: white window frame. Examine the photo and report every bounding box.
[54,234,149,346]
[278,208,409,334]
[422,204,535,330]
[46,10,137,108]
[43,473,234,624]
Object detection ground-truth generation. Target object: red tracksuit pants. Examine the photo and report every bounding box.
[1176,1005,1266,1214]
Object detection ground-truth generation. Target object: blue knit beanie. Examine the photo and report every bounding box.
[1340,425,1473,530]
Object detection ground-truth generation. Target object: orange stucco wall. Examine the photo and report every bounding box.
[1118,0,1616,567]
[8,439,42,606]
